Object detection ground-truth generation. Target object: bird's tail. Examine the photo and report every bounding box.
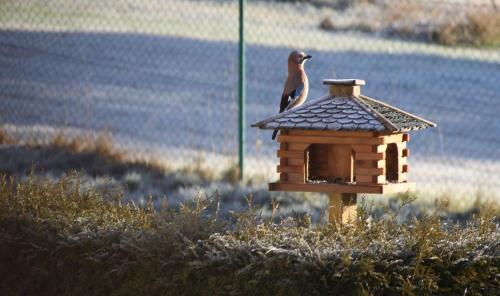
[271,129,279,140]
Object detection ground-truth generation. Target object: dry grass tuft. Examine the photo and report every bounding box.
[0,174,498,295]
[319,1,500,47]
[0,172,155,232]
[178,154,217,182]
[45,132,126,163]
[436,10,500,47]
[319,15,336,31]
[279,0,375,10]
[221,164,241,184]
[0,128,15,145]
[0,129,168,176]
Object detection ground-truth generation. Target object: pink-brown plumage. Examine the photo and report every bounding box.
[272,50,311,140]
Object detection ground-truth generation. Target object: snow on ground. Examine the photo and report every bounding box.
[0,0,499,201]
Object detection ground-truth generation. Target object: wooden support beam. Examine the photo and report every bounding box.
[269,182,384,194]
[287,173,304,183]
[352,145,386,153]
[289,130,374,138]
[277,165,304,173]
[382,134,404,144]
[355,175,372,183]
[356,159,384,169]
[402,164,410,173]
[355,160,373,168]
[351,145,374,153]
[279,172,287,182]
[355,167,384,175]
[269,182,415,194]
[278,135,384,145]
[277,150,304,158]
[403,134,410,142]
[329,193,357,225]
[280,156,288,168]
[356,152,385,160]
[287,143,310,150]
[287,158,304,166]
[356,175,385,184]
[402,148,410,157]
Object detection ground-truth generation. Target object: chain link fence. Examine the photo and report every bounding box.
[1,0,499,202]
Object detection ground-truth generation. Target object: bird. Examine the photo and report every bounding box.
[272,50,311,140]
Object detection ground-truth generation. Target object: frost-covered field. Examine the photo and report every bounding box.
[0,0,499,202]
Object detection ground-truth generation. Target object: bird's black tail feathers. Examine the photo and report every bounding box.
[272,129,279,140]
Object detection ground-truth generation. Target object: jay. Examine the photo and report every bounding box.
[272,50,311,140]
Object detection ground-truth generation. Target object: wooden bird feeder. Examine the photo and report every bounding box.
[252,79,436,225]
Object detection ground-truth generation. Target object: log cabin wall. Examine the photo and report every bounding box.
[276,130,410,186]
[356,133,409,184]
[353,142,386,185]
[399,134,410,182]
[357,132,409,184]
[276,130,309,183]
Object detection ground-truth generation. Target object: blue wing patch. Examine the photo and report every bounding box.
[284,82,306,111]
[293,83,304,100]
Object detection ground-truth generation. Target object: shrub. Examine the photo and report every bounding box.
[0,174,498,295]
[318,1,500,48]
[0,128,14,145]
[435,11,500,47]
[320,16,336,31]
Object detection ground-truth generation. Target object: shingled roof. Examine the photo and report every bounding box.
[252,80,436,133]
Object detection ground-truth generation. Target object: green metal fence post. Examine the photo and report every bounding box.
[238,0,246,180]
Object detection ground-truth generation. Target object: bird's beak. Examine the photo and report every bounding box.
[304,55,312,60]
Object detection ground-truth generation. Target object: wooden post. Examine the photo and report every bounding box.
[328,192,357,225]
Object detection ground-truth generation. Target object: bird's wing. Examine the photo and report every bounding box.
[293,83,304,101]
[279,89,295,112]
[284,82,305,111]
[279,81,305,112]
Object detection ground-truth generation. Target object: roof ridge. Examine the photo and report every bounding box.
[251,94,331,127]
[360,95,437,127]
[352,95,398,132]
